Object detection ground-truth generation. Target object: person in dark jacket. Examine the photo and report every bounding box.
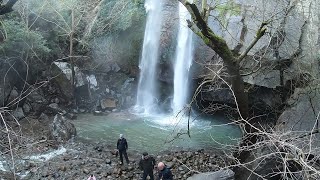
[157,162,173,180]
[116,134,129,165]
[139,152,156,180]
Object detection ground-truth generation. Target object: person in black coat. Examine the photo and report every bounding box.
[139,152,156,180]
[117,134,129,165]
[157,162,173,180]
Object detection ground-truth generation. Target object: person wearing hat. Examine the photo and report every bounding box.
[117,134,129,165]
[157,162,173,180]
[139,152,156,180]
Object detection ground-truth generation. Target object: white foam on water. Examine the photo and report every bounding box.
[142,113,212,131]
[25,146,67,162]
[0,161,7,172]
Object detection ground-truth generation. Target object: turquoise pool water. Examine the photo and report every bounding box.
[73,112,242,153]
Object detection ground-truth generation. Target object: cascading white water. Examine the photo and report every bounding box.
[172,3,193,114]
[136,0,163,114]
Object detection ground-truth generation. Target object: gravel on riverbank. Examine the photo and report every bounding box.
[0,139,233,180]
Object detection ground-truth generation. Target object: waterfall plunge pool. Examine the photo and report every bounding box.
[73,112,242,153]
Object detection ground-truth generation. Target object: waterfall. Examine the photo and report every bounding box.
[136,0,163,114]
[172,3,193,114]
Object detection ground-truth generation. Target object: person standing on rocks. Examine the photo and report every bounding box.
[157,162,173,180]
[139,152,156,180]
[117,134,129,165]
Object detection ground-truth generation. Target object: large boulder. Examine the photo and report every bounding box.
[200,88,234,105]
[277,86,320,131]
[0,58,28,106]
[11,107,25,120]
[50,62,74,101]
[27,89,48,115]
[101,98,117,109]
[120,78,136,108]
[248,86,282,115]
[236,143,305,180]
[276,85,320,151]
[187,169,235,180]
[48,114,76,143]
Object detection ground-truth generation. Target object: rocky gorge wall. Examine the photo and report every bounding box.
[187,0,320,136]
[2,0,320,139]
[0,0,146,123]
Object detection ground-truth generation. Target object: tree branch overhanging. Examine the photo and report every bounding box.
[237,22,268,62]
[179,0,268,120]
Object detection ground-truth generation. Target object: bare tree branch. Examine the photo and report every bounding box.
[237,22,268,62]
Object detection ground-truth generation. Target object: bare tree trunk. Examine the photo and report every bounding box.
[70,10,76,105]
[179,0,267,119]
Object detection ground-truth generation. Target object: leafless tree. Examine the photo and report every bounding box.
[171,0,320,179]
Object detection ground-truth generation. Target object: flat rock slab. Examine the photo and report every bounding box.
[187,169,234,180]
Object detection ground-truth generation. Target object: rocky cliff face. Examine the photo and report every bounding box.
[274,0,320,138]
[2,0,319,127]
[184,0,320,122]
[83,0,320,124]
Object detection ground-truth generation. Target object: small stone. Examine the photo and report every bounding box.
[187,152,192,158]
[127,166,134,171]
[59,166,67,171]
[52,172,60,178]
[106,159,111,164]
[166,162,174,169]
[54,98,60,104]
[165,156,173,162]
[94,146,103,152]
[63,156,71,161]
[83,168,90,174]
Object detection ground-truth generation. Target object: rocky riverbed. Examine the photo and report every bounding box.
[0,138,233,180]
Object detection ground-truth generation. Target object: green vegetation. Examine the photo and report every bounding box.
[0,19,50,58]
[91,0,145,36]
